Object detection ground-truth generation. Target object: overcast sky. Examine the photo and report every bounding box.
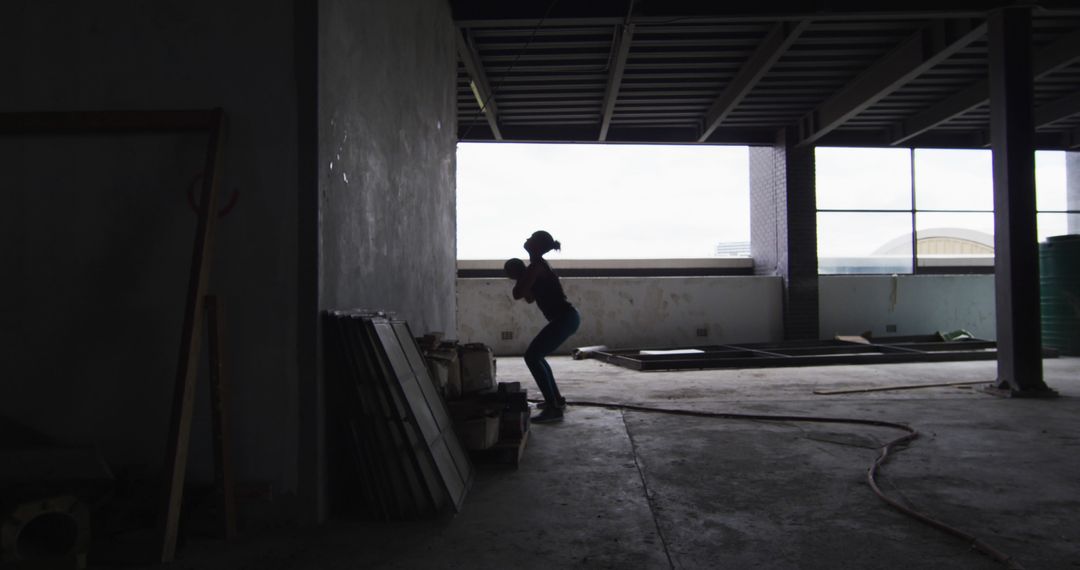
[456,143,1068,260]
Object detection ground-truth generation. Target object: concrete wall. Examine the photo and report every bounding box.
[317,0,457,334]
[457,277,784,355]
[458,274,996,355]
[310,0,457,521]
[1,0,300,497]
[819,275,996,339]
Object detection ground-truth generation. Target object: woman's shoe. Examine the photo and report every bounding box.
[531,407,564,424]
[537,397,567,410]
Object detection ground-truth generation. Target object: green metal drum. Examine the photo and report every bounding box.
[1040,234,1080,356]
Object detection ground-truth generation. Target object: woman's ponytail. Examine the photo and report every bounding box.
[552,240,561,251]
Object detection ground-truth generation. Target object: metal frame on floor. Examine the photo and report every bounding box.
[583,335,1058,371]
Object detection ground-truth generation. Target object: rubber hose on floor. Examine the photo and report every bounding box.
[535,399,1025,570]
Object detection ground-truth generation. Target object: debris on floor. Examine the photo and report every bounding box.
[418,335,531,468]
[0,446,112,569]
[447,382,531,468]
[578,334,1058,371]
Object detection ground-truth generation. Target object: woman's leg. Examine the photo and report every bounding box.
[523,309,581,406]
[524,326,558,404]
[539,359,560,403]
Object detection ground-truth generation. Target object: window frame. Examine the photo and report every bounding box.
[815,148,1078,276]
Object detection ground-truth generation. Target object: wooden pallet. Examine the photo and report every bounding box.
[469,430,529,468]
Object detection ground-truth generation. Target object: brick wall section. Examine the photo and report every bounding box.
[749,131,819,340]
[749,145,785,276]
[783,142,819,340]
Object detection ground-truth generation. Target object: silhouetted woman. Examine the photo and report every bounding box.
[512,230,580,423]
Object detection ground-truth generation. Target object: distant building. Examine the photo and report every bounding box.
[874,228,994,255]
[820,228,995,274]
[714,241,751,256]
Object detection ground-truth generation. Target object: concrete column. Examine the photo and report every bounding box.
[749,129,819,340]
[988,7,1053,395]
[1067,152,1080,234]
[296,0,322,526]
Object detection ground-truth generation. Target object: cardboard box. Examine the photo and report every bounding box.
[459,343,496,394]
[500,410,529,440]
[456,414,500,450]
[425,346,461,399]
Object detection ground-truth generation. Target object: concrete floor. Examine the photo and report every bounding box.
[158,357,1080,570]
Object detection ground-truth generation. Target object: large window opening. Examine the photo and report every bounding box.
[456,143,750,262]
[816,147,1070,275]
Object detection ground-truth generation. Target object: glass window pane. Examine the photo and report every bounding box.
[818,212,913,274]
[914,149,993,211]
[1036,150,1067,212]
[915,212,994,268]
[1038,213,1080,242]
[815,147,911,210]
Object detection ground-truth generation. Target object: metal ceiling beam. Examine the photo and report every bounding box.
[971,125,1080,149]
[698,21,807,142]
[793,19,987,147]
[456,28,503,140]
[1067,125,1080,149]
[599,23,635,141]
[1035,90,1080,127]
[454,12,996,30]
[459,122,778,144]
[888,27,1080,145]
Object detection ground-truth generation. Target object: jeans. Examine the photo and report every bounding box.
[524,307,581,406]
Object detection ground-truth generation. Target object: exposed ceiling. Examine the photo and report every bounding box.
[451,1,1080,148]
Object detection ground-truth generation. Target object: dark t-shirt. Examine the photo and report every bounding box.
[531,261,573,321]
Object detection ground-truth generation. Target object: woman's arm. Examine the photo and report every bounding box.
[512,263,543,300]
[512,277,535,303]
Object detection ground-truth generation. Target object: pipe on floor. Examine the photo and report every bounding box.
[812,380,988,395]
[537,399,1025,570]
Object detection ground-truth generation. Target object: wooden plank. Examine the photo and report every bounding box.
[341,314,413,518]
[813,380,988,395]
[205,295,237,540]
[373,323,442,444]
[4,107,234,562]
[350,315,433,517]
[158,108,226,563]
[391,321,474,501]
[362,317,444,515]
[372,321,466,512]
[323,313,392,519]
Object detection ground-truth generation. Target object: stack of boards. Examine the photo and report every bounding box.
[324,310,473,519]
